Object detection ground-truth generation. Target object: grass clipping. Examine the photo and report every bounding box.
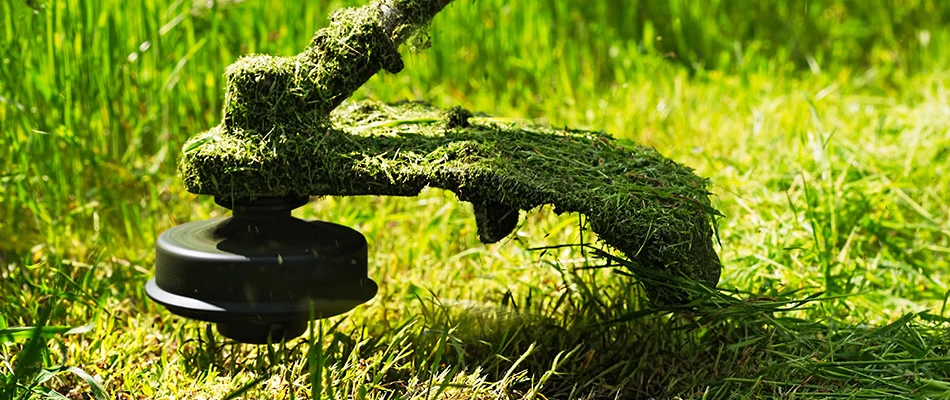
[179,0,722,300]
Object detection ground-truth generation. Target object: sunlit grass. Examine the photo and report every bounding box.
[2,0,949,398]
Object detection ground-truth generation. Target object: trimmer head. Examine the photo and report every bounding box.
[146,196,377,344]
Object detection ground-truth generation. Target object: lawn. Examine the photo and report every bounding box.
[2,0,950,398]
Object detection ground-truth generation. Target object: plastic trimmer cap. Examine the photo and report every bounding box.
[146,196,377,344]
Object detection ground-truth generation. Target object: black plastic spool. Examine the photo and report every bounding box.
[146,196,377,344]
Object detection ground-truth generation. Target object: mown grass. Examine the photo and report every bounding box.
[1,0,949,398]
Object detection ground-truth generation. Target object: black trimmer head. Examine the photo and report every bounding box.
[146,196,377,344]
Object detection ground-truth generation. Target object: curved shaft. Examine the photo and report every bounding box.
[222,0,455,137]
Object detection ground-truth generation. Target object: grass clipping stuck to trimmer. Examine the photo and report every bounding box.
[179,0,723,302]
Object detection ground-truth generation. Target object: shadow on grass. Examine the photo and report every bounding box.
[390,254,950,399]
[173,245,950,399]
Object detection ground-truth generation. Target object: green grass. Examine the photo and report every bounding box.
[2,0,949,398]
